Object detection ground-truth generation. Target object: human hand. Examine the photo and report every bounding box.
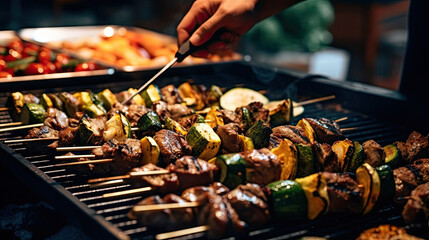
[177,0,295,58]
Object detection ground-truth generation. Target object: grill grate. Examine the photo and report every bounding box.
[0,71,413,239]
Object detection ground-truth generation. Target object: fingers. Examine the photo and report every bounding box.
[177,1,213,46]
[189,11,224,46]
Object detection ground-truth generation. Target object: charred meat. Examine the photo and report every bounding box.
[153,129,192,166]
[44,108,69,130]
[240,148,281,185]
[161,85,183,105]
[323,172,362,213]
[270,125,310,146]
[130,163,179,194]
[305,118,344,145]
[395,159,429,199]
[167,156,218,190]
[215,123,242,153]
[313,142,340,172]
[402,182,429,226]
[362,140,385,167]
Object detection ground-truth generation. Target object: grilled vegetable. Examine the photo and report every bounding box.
[103,113,133,142]
[127,88,145,106]
[165,117,187,136]
[245,120,272,149]
[241,107,252,130]
[296,118,316,143]
[141,136,160,165]
[332,139,354,171]
[269,99,293,126]
[295,173,330,220]
[137,111,162,137]
[59,92,79,118]
[178,82,198,107]
[97,89,117,111]
[206,85,223,104]
[8,92,25,121]
[267,180,307,220]
[271,139,298,180]
[141,84,161,107]
[375,165,395,206]
[83,104,105,118]
[209,153,246,189]
[73,92,93,110]
[356,163,381,215]
[77,114,99,145]
[47,94,64,111]
[40,93,53,109]
[296,144,315,178]
[205,107,224,128]
[20,103,46,124]
[239,135,254,151]
[384,144,402,169]
[220,88,269,111]
[348,141,365,172]
[186,123,221,160]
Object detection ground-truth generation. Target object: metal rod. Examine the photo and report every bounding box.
[294,95,336,107]
[0,123,44,133]
[132,202,200,212]
[55,154,95,160]
[52,158,113,167]
[4,137,59,144]
[0,122,23,128]
[156,225,209,240]
[88,175,131,183]
[56,146,100,152]
[121,57,178,105]
[102,187,152,198]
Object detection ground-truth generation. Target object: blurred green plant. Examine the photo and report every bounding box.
[245,0,334,52]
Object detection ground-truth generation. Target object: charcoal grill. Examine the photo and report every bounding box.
[0,61,422,240]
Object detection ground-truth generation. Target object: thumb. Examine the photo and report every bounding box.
[189,12,224,46]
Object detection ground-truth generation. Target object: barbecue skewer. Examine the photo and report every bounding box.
[341,127,357,132]
[52,158,113,167]
[55,154,96,160]
[87,170,171,183]
[334,117,348,123]
[0,122,24,128]
[132,202,200,212]
[0,107,9,111]
[156,225,209,240]
[103,186,152,198]
[0,123,44,133]
[294,95,335,107]
[4,137,59,144]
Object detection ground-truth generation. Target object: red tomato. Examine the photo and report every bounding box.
[44,62,56,73]
[55,54,70,72]
[4,54,16,62]
[25,63,47,75]
[38,50,52,63]
[8,39,24,53]
[75,62,97,72]
[0,71,13,78]
[0,60,6,71]
[24,43,39,51]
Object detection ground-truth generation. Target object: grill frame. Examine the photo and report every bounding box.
[0,61,421,239]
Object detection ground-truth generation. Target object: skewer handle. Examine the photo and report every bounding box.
[156,225,209,240]
[132,202,200,212]
[334,117,348,123]
[0,107,10,111]
[341,127,357,132]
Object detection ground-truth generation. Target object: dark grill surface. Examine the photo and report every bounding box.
[0,71,414,239]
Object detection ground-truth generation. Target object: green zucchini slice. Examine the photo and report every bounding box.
[348,141,365,172]
[186,123,221,160]
[356,163,381,215]
[269,99,294,127]
[375,165,395,206]
[267,180,307,220]
[384,144,402,169]
[296,144,315,178]
[141,136,160,165]
[141,84,161,107]
[97,89,117,111]
[20,103,46,124]
[245,120,272,149]
[165,117,188,136]
[137,111,162,137]
[209,153,246,189]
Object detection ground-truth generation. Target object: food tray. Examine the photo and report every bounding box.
[19,25,242,73]
[0,30,114,88]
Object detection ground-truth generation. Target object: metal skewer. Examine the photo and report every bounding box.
[0,123,44,133]
[103,186,152,198]
[87,170,170,183]
[52,158,113,167]
[294,95,335,107]
[0,122,23,128]
[132,202,200,212]
[55,154,95,160]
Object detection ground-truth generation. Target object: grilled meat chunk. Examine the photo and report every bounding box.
[81,116,106,146]
[167,156,218,190]
[241,102,269,125]
[128,194,194,231]
[44,108,69,130]
[26,125,59,139]
[177,114,201,131]
[313,143,339,172]
[167,104,193,120]
[161,85,183,105]
[239,148,281,185]
[23,93,40,104]
[58,126,77,146]
[130,163,179,194]
[406,131,429,163]
[152,101,170,121]
[124,104,149,127]
[362,140,385,167]
[225,183,270,226]
[395,141,409,162]
[305,118,344,145]
[153,129,192,166]
[270,125,310,146]
[357,225,423,240]
[395,159,429,198]
[219,109,241,125]
[181,182,230,203]
[92,138,142,175]
[402,182,429,226]
[323,172,362,213]
[216,123,242,153]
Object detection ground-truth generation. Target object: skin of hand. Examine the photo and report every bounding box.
[177,0,297,57]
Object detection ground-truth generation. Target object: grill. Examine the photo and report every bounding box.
[0,62,418,239]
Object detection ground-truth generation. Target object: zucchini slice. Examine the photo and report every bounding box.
[47,94,64,111]
[241,107,252,130]
[384,144,402,169]
[220,88,269,111]
[269,99,294,127]
[296,144,315,178]
[73,92,93,110]
[20,103,46,124]
[205,107,224,129]
[97,89,117,111]
[348,141,365,172]
[77,114,100,146]
[83,104,106,118]
[296,119,316,143]
[141,136,160,165]
[165,117,188,136]
[206,85,223,104]
[271,139,298,180]
[267,180,308,220]
[40,93,53,110]
[295,173,330,220]
[137,111,162,137]
[59,92,79,118]
[356,163,381,215]
[7,92,25,121]
[208,153,246,189]
[103,113,132,142]
[141,84,161,107]
[186,123,221,160]
[375,165,395,206]
[239,135,254,151]
[128,88,145,106]
[332,139,354,172]
[245,120,272,149]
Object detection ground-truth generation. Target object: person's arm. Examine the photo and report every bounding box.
[176,0,298,57]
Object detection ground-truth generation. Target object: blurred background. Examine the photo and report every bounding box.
[0,0,409,89]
